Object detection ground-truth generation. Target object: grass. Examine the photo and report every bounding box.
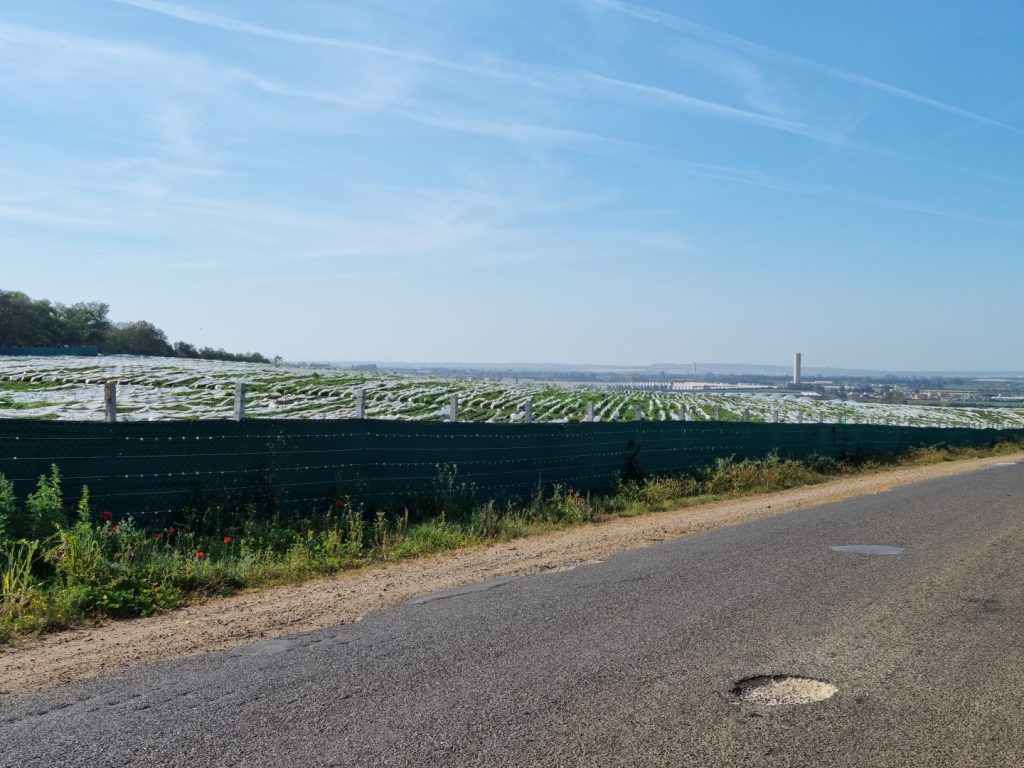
[0,396,61,410]
[0,381,54,392]
[0,439,1022,644]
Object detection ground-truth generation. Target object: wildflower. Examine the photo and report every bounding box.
[334,498,345,508]
[101,511,112,522]
[110,524,118,533]
[153,532,163,541]
[223,536,232,544]
[196,551,205,558]
[167,526,178,536]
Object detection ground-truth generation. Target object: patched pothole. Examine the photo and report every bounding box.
[731,675,838,706]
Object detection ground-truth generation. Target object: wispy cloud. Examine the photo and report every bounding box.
[240,77,636,156]
[103,1,848,149]
[590,0,1024,135]
[106,0,552,91]
[670,43,796,120]
[2,17,630,157]
[3,11,1018,253]
[676,161,1024,229]
[580,72,841,144]
[391,107,639,156]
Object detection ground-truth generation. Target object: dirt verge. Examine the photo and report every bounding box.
[2,452,1020,696]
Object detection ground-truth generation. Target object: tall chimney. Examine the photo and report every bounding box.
[793,352,802,385]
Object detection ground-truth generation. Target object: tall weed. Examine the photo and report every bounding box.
[0,473,15,543]
[24,465,66,539]
[1,540,39,610]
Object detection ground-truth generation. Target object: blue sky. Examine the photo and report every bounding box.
[1,1,1022,370]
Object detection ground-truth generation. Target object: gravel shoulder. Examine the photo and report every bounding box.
[2,451,1021,696]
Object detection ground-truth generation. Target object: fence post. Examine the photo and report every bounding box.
[525,397,533,423]
[743,407,749,423]
[449,395,459,422]
[586,402,595,422]
[635,406,643,421]
[104,382,117,423]
[773,408,779,423]
[714,405,721,421]
[818,411,823,424]
[355,389,365,419]
[797,411,803,424]
[233,381,247,421]
[680,404,687,422]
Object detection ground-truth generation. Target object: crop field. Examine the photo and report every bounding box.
[1,356,1022,428]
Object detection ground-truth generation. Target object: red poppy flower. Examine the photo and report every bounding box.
[334,498,345,508]
[153,532,163,541]
[167,526,177,535]
[110,524,118,533]
[196,551,204,558]
[223,536,232,544]
[101,511,112,522]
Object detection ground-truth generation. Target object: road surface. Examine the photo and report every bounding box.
[2,462,1022,767]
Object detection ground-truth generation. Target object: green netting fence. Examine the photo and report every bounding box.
[0,419,1020,525]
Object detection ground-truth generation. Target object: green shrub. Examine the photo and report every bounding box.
[59,570,182,618]
[48,516,103,586]
[24,465,67,540]
[390,515,475,559]
[0,473,15,543]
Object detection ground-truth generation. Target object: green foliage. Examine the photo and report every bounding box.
[431,464,477,519]
[473,501,502,539]
[0,290,112,348]
[2,541,41,638]
[75,487,92,524]
[372,509,408,558]
[103,320,174,356]
[0,288,268,362]
[699,453,818,495]
[48,516,102,587]
[24,465,66,540]
[0,290,65,346]
[61,573,182,619]
[57,301,112,346]
[2,540,38,602]
[0,473,16,543]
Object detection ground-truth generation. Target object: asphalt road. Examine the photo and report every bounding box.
[3,463,1023,767]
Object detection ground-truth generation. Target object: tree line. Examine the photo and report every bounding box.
[0,290,271,363]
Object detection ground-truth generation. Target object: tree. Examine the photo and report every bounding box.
[103,321,173,356]
[0,290,62,346]
[0,289,266,361]
[173,341,199,358]
[57,302,111,346]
